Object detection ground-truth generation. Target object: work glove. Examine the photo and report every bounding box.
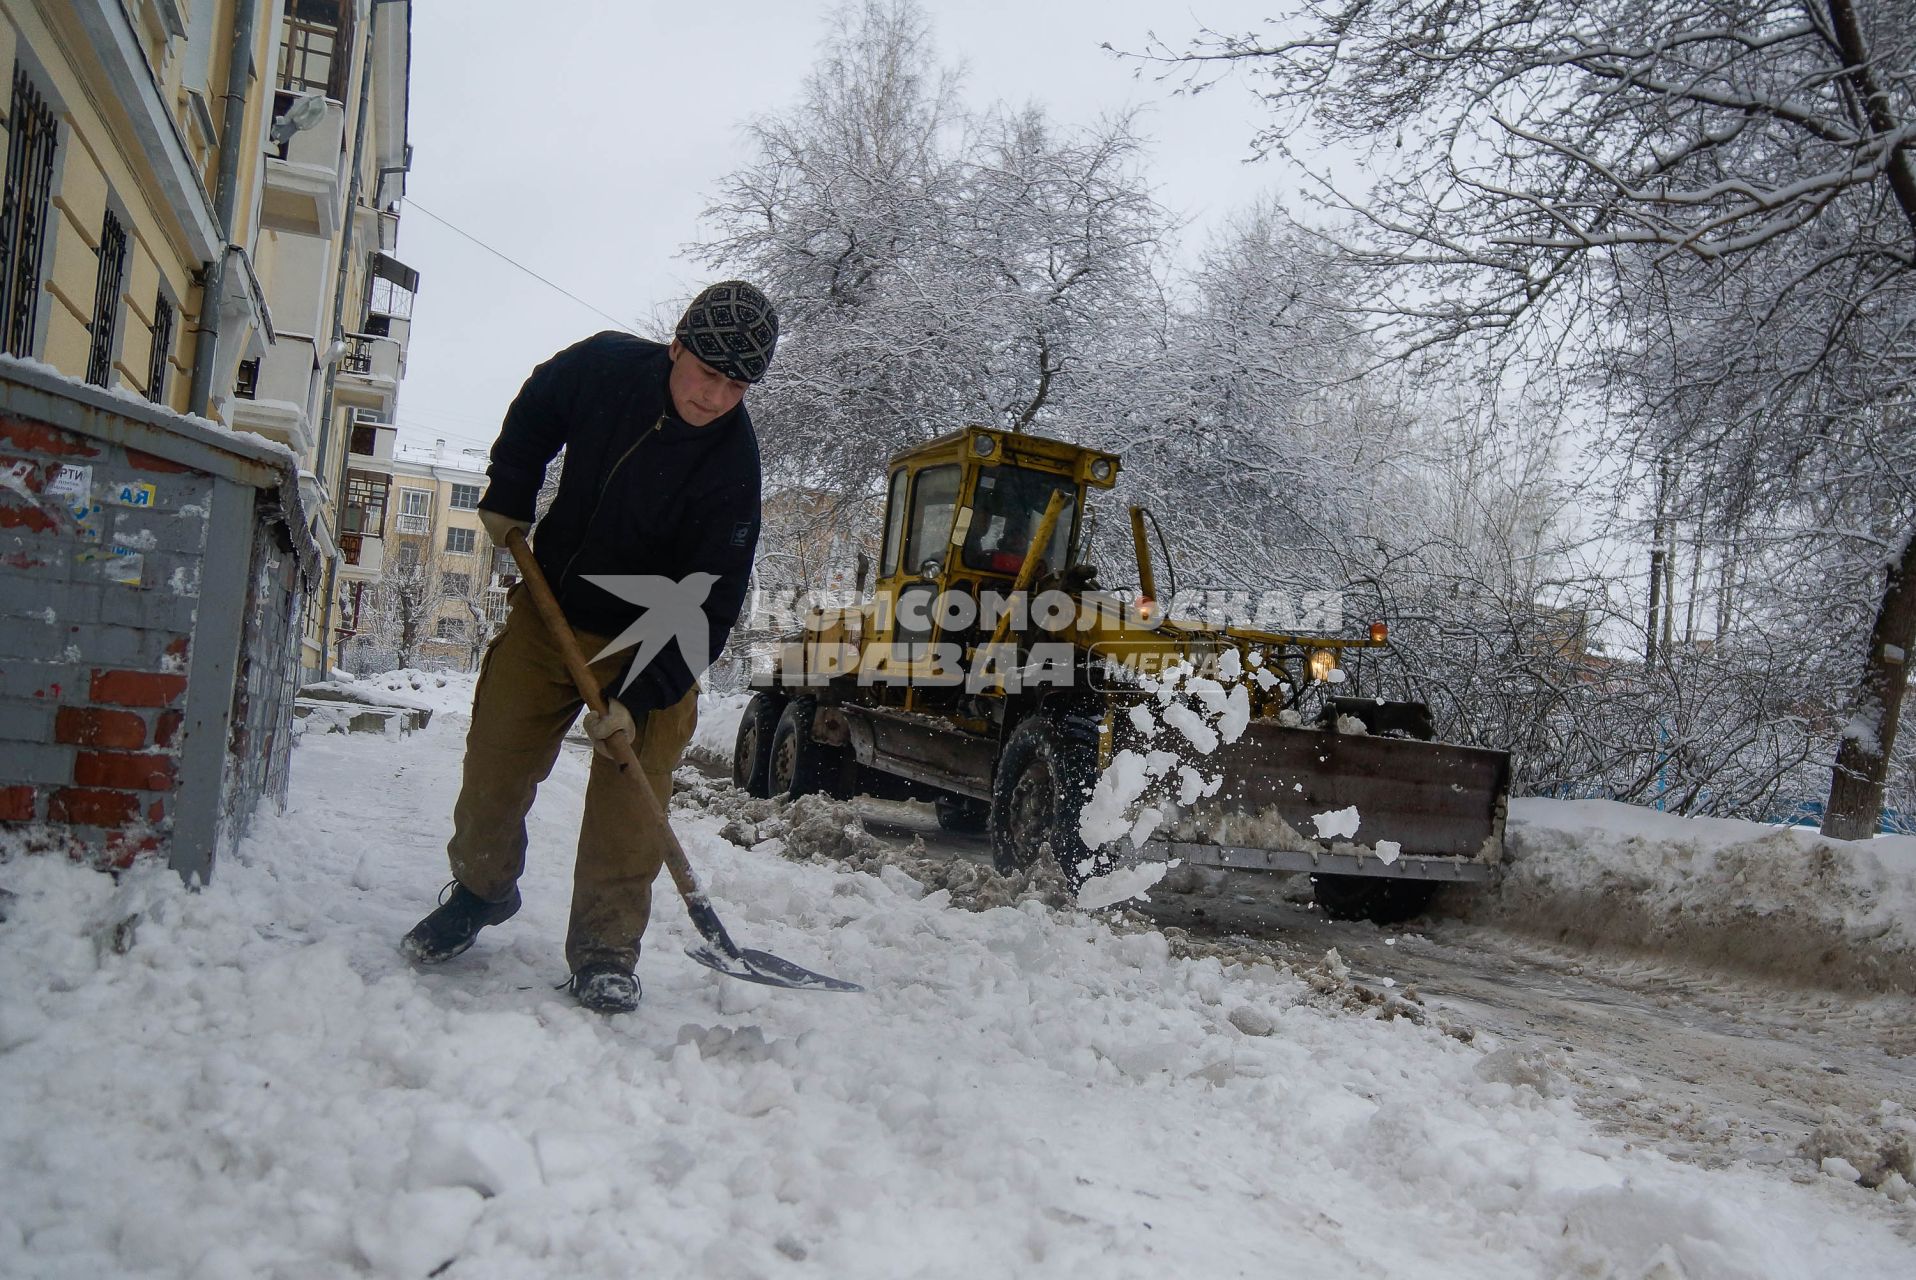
[479,507,531,549]
[582,698,636,761]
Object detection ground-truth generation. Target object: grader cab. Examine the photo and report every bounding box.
[732,427,1510,922]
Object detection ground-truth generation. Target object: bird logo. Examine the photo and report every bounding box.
[581,572,721,694]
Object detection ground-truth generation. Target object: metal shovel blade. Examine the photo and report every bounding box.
[685,941,865,992]
[683,898,863,992]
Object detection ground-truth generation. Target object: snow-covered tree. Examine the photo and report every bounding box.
[698,0,1173,499]
[1147,0,1916,837]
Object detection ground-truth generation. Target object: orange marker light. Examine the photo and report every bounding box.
[1370,621,1389,644]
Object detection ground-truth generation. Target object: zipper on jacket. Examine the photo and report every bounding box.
[556,413,666,597]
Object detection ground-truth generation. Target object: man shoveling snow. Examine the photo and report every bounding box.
[400,281,777,1013]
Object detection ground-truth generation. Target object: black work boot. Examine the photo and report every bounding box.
[568,962,641,1014]
[401,882,521,964]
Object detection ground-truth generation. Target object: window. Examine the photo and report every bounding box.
[396,488,431,532]
[234,358,259,399]
[442,573,470,597]
[879,469,908,577]
[960,466,1077,576]
[903,465,961,577]
[445,526,475,554]
[449,483,481,511]
[146,294,173,402]
[85,210,129,387]
[1,65,59,359]
[435,618,465,641]
[491,547,515,579]
[485,590,509,624]
[343,470,388,534]
[396,542,420,572]
[368,275,414,321]
[340,333,373,374]
[277,0,351,98]
[349,423,378,455]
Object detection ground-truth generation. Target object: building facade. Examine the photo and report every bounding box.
[336,437,513,674]
[1,0,415,678]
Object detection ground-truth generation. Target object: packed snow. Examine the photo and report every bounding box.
[1310,806,1362,841]
[2,691,1913,1276]
[1469,798,1916,993]
[327,668,482,719]
[1073,860,1173,912]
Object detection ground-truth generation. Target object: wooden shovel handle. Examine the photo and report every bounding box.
[502,527,702,901]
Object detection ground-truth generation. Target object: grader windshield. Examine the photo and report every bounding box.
[959,465,1077,576]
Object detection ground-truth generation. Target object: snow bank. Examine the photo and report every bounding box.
[1464,799,1916,994]
[1,729,1910,1276]
[687,690,752,768]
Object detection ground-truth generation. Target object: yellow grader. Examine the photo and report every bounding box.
[731,427,1511,922]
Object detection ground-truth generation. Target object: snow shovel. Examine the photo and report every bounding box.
[503,529,861,993]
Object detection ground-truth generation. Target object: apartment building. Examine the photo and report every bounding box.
[1,0,416,677]
[335,436,512,673]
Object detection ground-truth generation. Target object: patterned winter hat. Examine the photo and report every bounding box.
[675,280,780,383]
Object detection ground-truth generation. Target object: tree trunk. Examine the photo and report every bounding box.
[1661,523,1677,656]
[1823,525,1916,839]
[1645,543,1664,668]
[1716,535,1738,643]
[1646,457,1671,666]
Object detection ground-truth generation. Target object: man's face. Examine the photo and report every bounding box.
[667,340,750,426]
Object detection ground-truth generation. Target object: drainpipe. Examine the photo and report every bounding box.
[187,0,261,417]
[313,1,386,677]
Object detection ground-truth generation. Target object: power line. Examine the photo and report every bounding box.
[405,199,639,335]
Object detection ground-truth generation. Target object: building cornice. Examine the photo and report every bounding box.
[65,0,225,262]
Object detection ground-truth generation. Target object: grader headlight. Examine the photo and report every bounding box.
[1308,647,1338,683]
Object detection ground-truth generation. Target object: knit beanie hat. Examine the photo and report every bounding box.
[675,280,780,383]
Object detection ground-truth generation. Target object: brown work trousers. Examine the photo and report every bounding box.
[445,592,698,973]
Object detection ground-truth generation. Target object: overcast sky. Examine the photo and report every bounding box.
[392,1,1295,458]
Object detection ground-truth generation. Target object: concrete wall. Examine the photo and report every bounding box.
[0,362,313,878]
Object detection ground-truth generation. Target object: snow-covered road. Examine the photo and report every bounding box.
[851,794,1916,1179]
[2,685,1912,1277]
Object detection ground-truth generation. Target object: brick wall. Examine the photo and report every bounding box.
[0,414,210,867]
[0,364,314,881]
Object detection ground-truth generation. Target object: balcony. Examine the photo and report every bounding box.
[339,332,402,385]
[225,333,319,458]
[346,412,397,464]
[337,532,385,577]
[395,512,432,535]
[262,91,347,238]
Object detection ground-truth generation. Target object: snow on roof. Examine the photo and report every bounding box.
[391,438,490,477]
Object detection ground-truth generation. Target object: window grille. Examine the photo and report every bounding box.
[147,294,174,402]
[86,209,129,386]
[1,65,59,358]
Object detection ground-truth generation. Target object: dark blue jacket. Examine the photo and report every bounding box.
[479,332,761,712]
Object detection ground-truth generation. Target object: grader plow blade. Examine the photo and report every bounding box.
[1151,723,1512,882]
